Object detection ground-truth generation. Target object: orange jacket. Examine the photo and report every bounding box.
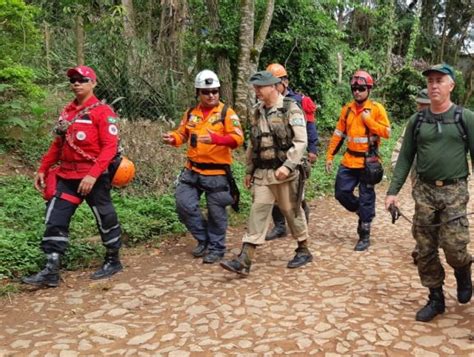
[170,102,244,175]
[326,99,390,169]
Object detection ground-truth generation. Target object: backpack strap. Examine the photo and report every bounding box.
[220,104,229,123]
[453,105,467,146]
[413,106,466,150]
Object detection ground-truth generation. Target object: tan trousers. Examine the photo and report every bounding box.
[243,179,308,245]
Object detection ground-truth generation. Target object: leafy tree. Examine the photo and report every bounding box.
[0,0,45,145]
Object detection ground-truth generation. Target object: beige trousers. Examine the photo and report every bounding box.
[242,179,308,245]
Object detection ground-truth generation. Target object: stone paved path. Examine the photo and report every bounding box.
[0,183,473,356]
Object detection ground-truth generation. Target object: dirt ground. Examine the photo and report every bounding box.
[0,164,472,355]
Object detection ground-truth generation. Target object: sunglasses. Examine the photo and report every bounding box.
[69,77,91,84]
[351,86,368,93]
[201,89,219,96]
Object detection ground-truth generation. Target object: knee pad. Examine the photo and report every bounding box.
[92,204,119,232]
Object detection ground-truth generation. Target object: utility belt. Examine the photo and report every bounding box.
[252,158,283,170]
[418,176,467,187]
[188,160,228,171]
[345,148,367,157]
[187,160,240,212]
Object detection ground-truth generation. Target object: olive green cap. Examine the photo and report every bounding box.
[249,70,281,86]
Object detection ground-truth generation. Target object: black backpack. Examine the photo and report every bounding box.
[412,105,466,150]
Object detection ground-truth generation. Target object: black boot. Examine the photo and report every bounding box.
[354,221,370,251]
[287,240,313,268]
[266,206,287,241]
[415,287,445,322]
[454,262,472,304]
[22,253,61,287]
[90,249,123,280]
[220,243,255,276]
[192,241,207,257]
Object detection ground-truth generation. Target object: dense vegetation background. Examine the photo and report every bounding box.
[0,0,472,291]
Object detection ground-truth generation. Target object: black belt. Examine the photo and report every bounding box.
[253,158,282,170]
[418,176,467,187]
[346,148,366,157]
[188,160,228,171]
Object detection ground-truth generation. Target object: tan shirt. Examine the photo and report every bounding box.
[246,94,307,185]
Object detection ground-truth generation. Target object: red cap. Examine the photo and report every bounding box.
[66,66,97,81]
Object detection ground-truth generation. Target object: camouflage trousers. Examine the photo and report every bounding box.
[412,179,472,288]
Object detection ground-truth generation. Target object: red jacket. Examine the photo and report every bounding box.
[38,96,119,179]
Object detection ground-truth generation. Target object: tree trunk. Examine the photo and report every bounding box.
[156,0,189,73]
[205,0,234,105]
[234,0,255,126]
[44,21,51,73]
[121,0,138,73]
[384,0,396,76]
[75,15,84,65]
[250,0,275,74]
[438,12,448,63]
[234,0,275,126]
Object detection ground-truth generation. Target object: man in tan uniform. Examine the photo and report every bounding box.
[220,71,312,276]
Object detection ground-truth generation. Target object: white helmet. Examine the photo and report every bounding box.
[194,70,220,89]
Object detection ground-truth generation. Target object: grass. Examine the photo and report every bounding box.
[0,121,403,289]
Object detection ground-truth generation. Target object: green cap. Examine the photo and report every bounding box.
[249,70,281,86]
[422,63,455,80]
[415,88,430,104]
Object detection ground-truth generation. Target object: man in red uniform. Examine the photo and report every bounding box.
[22,65,123,287]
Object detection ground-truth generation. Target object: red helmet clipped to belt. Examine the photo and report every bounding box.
[350,70,374,88]
[112,156,136,188]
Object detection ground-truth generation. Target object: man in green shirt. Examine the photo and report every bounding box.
[385,64,473,322]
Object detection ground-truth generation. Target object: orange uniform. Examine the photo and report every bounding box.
[170,102,244,175]
[326,99,390,168]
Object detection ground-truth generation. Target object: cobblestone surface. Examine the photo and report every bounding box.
[0,183,472,356]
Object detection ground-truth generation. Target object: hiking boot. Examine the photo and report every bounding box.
[415,287,445,322]
[265,226,287,241]
[220,243,255,276]
[203,252,224,264]
[354,221,370,251]
[90,249,123,280]
[287,240,313,268]
[192,241,207,257]
[454,262,472,304]
[220,259,251,276]
[266,206,287,241]
[22,253,61,288]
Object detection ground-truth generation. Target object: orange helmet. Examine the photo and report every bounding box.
[350,70,374,87]
[266,63,288,78]
[112,156,136,188]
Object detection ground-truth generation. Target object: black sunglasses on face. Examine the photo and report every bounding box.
[201,89,219,96]
[351,86,367,93]
[69,77,91,84]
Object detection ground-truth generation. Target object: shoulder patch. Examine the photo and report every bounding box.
[289,117,305,126]
[108,124,119,135]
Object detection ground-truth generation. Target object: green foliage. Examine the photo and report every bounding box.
[381,67,425,124]
[0,0,40,65]
[0,175,186,279]
[0,0,46,145]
